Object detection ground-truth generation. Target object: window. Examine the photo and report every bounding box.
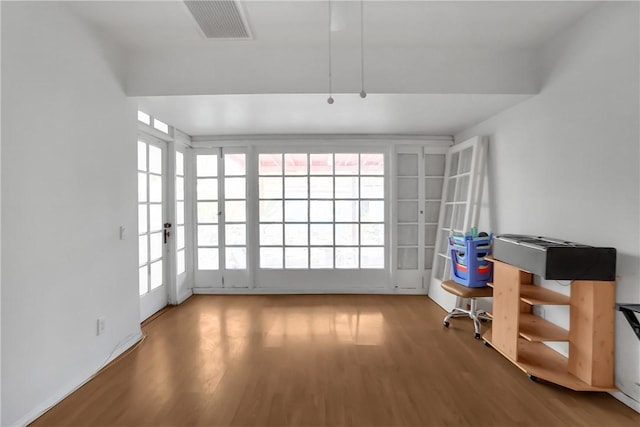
[258,152,384,270]
[137,110,151,125]
[153,118,169,134]
[138,110,170,135]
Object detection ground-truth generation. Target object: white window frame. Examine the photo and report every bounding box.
[252,144,389,291]
[428,136,488,309]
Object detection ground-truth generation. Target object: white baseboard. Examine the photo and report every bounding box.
[176,288,193,305]
[13,332,144,427]
[610,390,640,413]
[193,287,428,295]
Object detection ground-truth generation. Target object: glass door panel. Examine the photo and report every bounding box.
[194,151,222,287]
[176,150,186,276]
[394,147,422,288]
[174,147,190,301]
[138,138,168,321]
[424,153,446,274]
[222,150,250,287]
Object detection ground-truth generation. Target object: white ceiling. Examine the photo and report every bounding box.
[71,1,597,50]
[70,1,598,136]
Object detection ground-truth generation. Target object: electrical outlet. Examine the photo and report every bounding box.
[97,317,106,336]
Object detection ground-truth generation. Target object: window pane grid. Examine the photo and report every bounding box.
[138,141,165,295]
[176,152,185,276]
[196,154,219,270]
[223,153,247,270]
[194,152,249,271]
[259,152,384,270]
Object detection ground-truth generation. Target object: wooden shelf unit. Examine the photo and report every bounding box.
[483,257,616,391]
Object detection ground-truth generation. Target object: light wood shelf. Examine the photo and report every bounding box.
[520,285,569,305]
[485,258,615,391]
[518,313,569,342]
[517,339,616,391]
[483,331,615,391]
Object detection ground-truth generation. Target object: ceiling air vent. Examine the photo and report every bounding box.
[184,0,252,39]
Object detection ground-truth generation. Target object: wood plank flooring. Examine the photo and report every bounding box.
[32,295,639,426]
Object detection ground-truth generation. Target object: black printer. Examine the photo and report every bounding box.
[492,234,616,281]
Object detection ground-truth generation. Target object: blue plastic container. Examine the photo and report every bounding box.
[448,233,493,287]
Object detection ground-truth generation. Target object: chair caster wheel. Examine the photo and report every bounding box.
[474,333,481,339]
[443,321,450,328]
[483,340,491,347]
[528,374,538,382]
[480,318,488,323]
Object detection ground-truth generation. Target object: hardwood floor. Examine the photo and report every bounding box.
[33,295,639,426]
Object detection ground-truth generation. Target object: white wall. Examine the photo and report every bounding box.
[1,3,140,425]
[456,2,639,409]
[125,46,539,96]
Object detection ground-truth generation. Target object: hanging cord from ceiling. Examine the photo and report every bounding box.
[360,0,367,98]
[327,0,334,104]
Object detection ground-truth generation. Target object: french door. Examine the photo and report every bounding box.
[194,147,250,288]
[138,137,169,321]
[393,145,447,289]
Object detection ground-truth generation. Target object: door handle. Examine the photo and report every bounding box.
[163,222,172,244]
